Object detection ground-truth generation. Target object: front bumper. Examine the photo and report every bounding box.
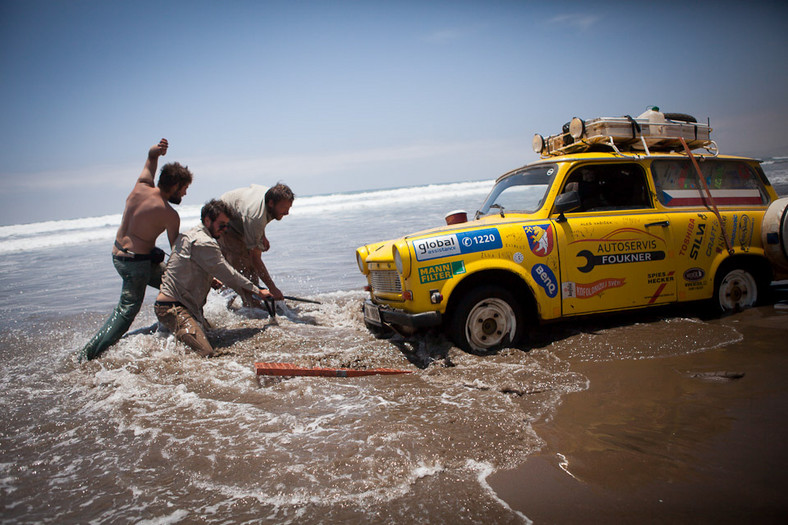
[363,300,442,329]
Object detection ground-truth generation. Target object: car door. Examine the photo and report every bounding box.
[650,157,772,302]
[553,162,676,316]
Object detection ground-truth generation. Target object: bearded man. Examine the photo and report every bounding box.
[154,199,273,356]
[218,183,294,305]
[79,138,192,361]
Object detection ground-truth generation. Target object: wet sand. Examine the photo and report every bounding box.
[490,286,788,523]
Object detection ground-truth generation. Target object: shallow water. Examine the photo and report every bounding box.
[0,292,580,523]
[2,288,762,523]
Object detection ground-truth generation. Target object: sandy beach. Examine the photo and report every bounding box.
[490,284,788,523]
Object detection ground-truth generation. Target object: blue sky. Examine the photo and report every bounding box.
[1,0,787,225]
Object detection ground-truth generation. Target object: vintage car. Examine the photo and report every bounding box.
[355,109,788,352]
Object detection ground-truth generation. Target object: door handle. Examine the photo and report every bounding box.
[645,220,670,228]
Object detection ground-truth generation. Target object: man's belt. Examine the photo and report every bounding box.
[154,300,185,308]
[113,252,155,261]
[113,240,164,262]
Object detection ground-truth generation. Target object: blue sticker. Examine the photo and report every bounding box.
[532,263,558,298]
[456,229,502,254]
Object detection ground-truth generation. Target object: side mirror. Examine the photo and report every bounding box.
[554,191,581,222]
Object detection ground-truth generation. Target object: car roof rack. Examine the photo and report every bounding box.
[533,108,717,158]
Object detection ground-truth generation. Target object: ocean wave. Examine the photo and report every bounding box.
[0,213,204,255]
[291,180,492,217]
[761,156,788,164]
[0,181,493,254]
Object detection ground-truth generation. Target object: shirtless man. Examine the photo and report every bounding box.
[79,138,193,361]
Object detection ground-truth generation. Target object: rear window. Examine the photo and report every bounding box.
[651,159,769,207]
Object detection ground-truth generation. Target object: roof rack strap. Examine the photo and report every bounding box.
[679,137,734,255]
[624,115,641,139]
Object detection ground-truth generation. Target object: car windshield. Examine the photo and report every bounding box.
[476,164,558,217]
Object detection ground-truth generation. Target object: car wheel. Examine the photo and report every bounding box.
[449,285,523,353]
[714,265,761,312]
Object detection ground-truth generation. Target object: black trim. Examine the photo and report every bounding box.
[363,300,442,329]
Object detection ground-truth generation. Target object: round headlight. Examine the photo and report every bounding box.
[356,247,369,274]
[393,246,403,274]
[532,134,545,154]
[392,242,411,278]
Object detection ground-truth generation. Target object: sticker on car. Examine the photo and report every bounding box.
[648,271,675,304]
[576,249,666,273]
[562,278,625,299]
[524,224,554,257]
[413,228,502,261]
[683,267,705,281]
[532,263,558,298]
[418,260,466,283]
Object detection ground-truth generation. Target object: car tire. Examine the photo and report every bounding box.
[713,263,764,313]
[448,285,524,353]
[761,197,788,273]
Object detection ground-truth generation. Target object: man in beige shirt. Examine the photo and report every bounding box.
[79,138,192,361]
[219,183,294,305]
[155,199,273,356]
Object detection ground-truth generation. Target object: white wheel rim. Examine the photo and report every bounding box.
[465,298,516,350]
[718,269,758,311]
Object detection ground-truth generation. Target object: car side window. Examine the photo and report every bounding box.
[651,159,769,207]
[561,163,651,212]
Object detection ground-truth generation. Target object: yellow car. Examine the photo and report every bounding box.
[356,112,788,352]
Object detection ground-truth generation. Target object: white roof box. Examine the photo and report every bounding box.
[533,107,714,156]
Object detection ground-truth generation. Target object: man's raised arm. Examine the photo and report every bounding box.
[137,138,169,187]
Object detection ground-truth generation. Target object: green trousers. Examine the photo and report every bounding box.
[79,256,164,361]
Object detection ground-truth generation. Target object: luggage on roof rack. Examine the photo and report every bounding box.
[533,108,714,156]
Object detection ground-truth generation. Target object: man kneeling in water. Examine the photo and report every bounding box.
[154,199,273,356]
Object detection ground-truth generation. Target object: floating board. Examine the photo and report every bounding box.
[254,362,412,377]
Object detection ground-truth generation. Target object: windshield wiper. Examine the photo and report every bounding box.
[489,204,506,217]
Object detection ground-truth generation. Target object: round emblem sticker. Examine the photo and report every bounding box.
[513,252,524,264]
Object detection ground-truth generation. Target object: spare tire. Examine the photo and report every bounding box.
[761,197,788,273]
[664,113,697,123]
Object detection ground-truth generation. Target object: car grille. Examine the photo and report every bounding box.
[369,270,402,294]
